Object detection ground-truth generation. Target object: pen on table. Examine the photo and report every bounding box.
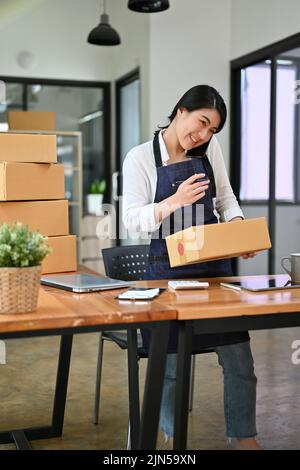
[220,283,242,292]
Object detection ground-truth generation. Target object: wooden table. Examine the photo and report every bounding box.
[103,274,300,449]
[0,279,176,450]
[3,272,300,450]
[171,274,300,450]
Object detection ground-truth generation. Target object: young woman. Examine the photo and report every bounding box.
[122,85,261,450]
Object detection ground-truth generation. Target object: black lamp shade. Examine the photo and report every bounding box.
[128,0,169,13]
[87,13,121,46]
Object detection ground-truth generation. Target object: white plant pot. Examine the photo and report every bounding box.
[87,194,104,216]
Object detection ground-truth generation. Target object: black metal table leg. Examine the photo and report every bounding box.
[127,329,140,449]
[0,334,73,448]
[138,321,170,450]
[173,321,193,450]
[51,334,73,436]
[11,431,32,450]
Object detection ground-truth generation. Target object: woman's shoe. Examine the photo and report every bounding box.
[164,434,174,450]
[229,438,263,450]
[161,432,174,450]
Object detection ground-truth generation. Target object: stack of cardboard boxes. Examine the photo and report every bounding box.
[0,129,77,274]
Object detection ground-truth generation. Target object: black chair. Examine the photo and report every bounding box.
[93,244,199,447]
[93,245,149,449]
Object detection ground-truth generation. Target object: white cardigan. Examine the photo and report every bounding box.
[122,131,243,235]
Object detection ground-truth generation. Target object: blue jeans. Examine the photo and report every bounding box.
[160,341,257,439]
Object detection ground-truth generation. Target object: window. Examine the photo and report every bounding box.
[275,63,297,201]
[231,34,300,275]
[240,63,271,200]
[0,77,110,207]
[239,60,298,202]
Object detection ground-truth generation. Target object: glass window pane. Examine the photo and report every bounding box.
[28,85,103,131]
[275,205,300,273]
[26,85,105,208]
[119,77,141,245]
[0,82,24,130]
[238,204,269,275]
[240,63,271,200]
[275,63,297,201]
[120,79,140,163]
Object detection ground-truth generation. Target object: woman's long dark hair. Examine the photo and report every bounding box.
[158,85,227,156]
[166,85,226,131]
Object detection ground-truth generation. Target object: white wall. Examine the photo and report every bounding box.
[109,1,149,82]
[1,0,300,170]
[106,0,150,169]
[109,0,150,143]
[148,0,300,168]
[0,0,150,87]
[0,0,45,27]
[0,0,111,81]
[231,0,300,59]
[148,0,232,164]
[0,0,150,176]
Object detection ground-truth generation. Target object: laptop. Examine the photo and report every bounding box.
[40,273,133,293]
[220,278,300,292]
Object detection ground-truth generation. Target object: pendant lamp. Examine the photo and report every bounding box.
[128,0,169,13]
[87,0,121,46]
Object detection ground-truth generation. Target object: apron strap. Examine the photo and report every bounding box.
[201,155,216,199]
[153,130,216,198]
[153,131,163,168]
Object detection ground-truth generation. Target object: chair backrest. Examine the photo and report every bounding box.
[102,245,150,281]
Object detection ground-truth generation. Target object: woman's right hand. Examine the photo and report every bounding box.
[173,173,210,207]
[155,173,210,224]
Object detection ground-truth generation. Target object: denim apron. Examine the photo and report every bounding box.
[142,131,249,353]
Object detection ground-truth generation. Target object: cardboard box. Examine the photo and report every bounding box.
[0,162,64,201]
[165,217,271,267]
[42,235,77,274]
[0,200,69,236]
[8,111,56,131]
[0,133,57,163]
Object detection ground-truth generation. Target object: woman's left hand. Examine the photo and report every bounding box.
[228,217,257,260]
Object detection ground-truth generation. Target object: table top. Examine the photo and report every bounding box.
[131,274,300,321]
[1,271,300,334]
[0,282,176,335]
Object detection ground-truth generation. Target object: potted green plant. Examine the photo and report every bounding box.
[86,179,106,216]
[0,222,51,314]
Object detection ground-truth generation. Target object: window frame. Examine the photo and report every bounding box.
[230,32,300,274]
[0,75,111,200]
